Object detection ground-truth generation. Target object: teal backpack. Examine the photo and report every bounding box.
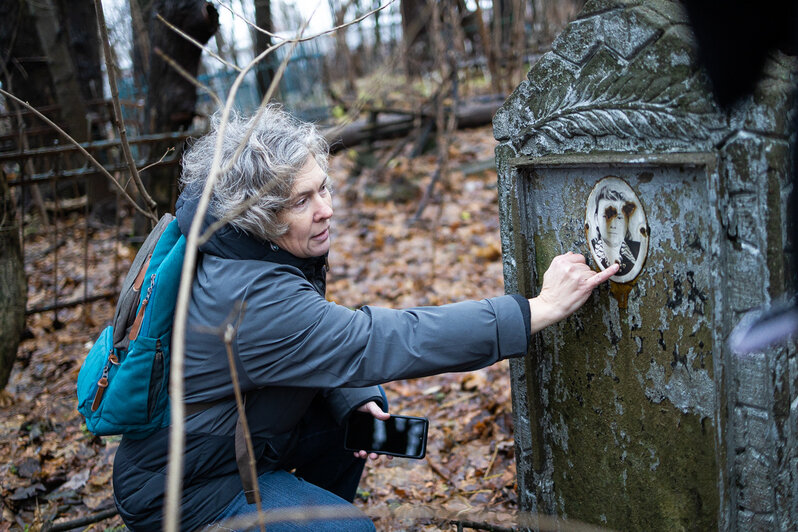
[77,214,186,438]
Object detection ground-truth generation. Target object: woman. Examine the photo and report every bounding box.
[112,106,618,531]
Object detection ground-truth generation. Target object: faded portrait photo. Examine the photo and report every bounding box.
[585,177,648,283]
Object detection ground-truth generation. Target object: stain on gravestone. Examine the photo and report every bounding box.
[494,1,797,530]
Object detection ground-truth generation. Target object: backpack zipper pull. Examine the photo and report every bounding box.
[91,348,115,411]
[128,273,156,341]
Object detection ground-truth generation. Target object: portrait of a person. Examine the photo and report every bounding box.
[585,177,648,283]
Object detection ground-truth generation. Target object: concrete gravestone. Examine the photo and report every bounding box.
[494,0,797,530]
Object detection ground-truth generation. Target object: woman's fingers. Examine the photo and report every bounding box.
[560,251,586,263]
[357,401,390,420]
[589,263,619,287]
[529,254,619,333]
[352,450,389,461]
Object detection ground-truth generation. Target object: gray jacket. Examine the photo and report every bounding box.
[112,190,530,530]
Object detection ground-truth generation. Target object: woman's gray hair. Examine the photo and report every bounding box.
[180,105,329,241]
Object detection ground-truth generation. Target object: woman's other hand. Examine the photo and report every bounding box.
[529,252,619,334]
[352,401,391,461]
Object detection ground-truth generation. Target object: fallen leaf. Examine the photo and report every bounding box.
[15,457,41,479]
[61,468,89,490]
[10,482,46,501]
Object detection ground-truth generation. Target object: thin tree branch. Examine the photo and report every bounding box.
[44,506,118,532]
[215,504,611,531]
[219,0,396,44]
[153,46,222,108]
[0,88,156,222]
[220,304,266,532]
[196,21,309,245]
[187,49,297,245]
[166,3,398,529]
[195,36,305,244]
[165,13,309,532]
[137,146,176,174]
[156,13,242,72]
[410,2,459,226]
[93,0,158,218]
[218,34,302,176]
[129,0,151,74]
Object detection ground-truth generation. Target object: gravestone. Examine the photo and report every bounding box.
[493,1,797,530]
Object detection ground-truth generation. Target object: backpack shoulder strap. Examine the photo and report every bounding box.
[113,213,176,351]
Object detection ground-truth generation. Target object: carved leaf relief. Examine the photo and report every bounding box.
[522,68,713,146]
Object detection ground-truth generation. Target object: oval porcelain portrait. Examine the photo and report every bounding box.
[585,176,649,284]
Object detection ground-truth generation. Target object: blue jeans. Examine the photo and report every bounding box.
[208,395,377,532]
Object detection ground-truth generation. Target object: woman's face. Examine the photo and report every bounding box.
[597,197,634,248]
[273,157,333,258]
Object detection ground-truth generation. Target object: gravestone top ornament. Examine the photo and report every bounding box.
[584,176,648,284]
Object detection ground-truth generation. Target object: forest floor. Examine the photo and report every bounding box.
[1,124,521,531]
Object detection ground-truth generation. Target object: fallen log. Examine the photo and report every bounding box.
[323,95,505,153]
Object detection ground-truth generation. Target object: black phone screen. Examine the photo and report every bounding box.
[344,411,429,459]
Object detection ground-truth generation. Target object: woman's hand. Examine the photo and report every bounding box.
[352,401,391,461]
[529,252,619,334]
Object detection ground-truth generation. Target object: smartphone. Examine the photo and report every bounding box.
[344,411,429,459]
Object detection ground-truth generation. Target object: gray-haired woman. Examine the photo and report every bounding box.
[112,106,618,531]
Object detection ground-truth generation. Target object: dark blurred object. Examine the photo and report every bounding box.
[682,0,798,353]
[681,0,797,108]
[729,298,798,354]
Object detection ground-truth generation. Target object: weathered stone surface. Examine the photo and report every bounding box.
[509,158,720,529]
[736,448,776,513]
[733,406,772,453]
[494,0,797,529]
[600,7,661,59]
[550,18,601,65]
[726,251,768,312]
[735,354,771,409]
[737,510,776,532]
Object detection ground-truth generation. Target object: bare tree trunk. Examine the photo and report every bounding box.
[0,170,27,391]
[400,0,431,77]
[0,1,51,224]
[30,0,91,143]
[141,0,218,220]
[372,0,382,62]
[147,1,218,133]
[472,2,501,94]
[253,0,275,98]
[57,0,111,216]
[2,0,96,142]
[0,1,56,113]
[2,0,104,218]
[489,0,526,94]
[333,1,357,95]
[130,0,151,107]
[510,0,526,88]
[56,0,103,104]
